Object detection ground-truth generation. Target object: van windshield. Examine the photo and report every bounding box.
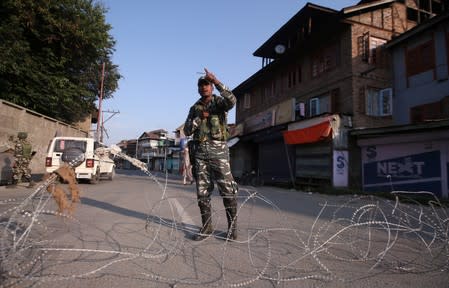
[54,140,87,153]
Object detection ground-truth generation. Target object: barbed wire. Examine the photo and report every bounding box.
[0,150,448,287]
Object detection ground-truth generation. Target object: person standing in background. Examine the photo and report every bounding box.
[11,132,36,188]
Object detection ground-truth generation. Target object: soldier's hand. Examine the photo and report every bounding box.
[204,68,218,85]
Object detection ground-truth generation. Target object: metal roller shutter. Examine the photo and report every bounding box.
[295,141,332,186]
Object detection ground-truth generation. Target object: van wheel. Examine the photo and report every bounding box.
[107,168,115,181]
[90,168,100,184]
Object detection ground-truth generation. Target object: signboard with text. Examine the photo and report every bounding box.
[333,150,348,187]
[362,142,443,197]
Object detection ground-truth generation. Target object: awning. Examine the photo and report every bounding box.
[283,120,332,145]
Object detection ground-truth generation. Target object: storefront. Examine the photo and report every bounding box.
[229,124,292,185]
[283,114,351,189]
[352,120,449,199]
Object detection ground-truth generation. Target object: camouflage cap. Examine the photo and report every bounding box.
[197,76,212,86]
[17,132,28,139]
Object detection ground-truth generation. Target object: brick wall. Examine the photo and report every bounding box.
[348,2,411,128]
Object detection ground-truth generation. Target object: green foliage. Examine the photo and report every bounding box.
[0,0,121,123]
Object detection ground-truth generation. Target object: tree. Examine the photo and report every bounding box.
[0,0,121,123]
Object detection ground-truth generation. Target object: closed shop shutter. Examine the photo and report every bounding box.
[259,140,291,184]
[295,141,332,183]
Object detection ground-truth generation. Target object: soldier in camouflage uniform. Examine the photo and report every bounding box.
[184,68,239,241]
[12,132,35,187]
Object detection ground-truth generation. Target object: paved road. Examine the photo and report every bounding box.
[1,170,448,287]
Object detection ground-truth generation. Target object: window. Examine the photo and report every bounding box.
[295,101,305,120]
[379,88,393,116]
[261,81,276,101]
[312,44,339,78]
[309,98,320,116]
[288,69,296,88]
[358,33,370,62]
[366,88,393,116]
[243,93,251,109]
[304,91,336,118]
[358,32,387,65]
[54,140,87,153]
[288,65,302,88]
[406,40,435,77]
[370,37,386,65]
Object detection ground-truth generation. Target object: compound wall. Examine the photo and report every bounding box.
[0,100,89,184]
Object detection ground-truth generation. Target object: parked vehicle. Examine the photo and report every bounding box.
[45,137,115,184]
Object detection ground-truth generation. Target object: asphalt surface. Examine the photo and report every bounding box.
[1,171,448,287]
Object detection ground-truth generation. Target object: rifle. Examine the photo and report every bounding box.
[187,141,198,180]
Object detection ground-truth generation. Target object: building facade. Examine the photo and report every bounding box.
[352,11,449,198]
[231,0,447,190]
[386,12,449,124]
[115,129,179,173]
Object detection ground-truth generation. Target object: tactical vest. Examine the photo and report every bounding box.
[194,96,229,142]
[22,142,32,159]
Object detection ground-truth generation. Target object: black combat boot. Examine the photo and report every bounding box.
[224,198,238,241]
[193,199,213,241]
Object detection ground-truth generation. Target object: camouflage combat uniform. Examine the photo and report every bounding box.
[12,132,34,186]
[184,81,238,240]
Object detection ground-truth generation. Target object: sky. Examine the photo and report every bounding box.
[99,0,358,145]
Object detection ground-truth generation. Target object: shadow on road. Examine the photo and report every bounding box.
[81,196,198,239]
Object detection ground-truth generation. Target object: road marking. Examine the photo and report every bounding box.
[168,198,196,228]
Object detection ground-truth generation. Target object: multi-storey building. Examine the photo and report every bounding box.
[231,0,446,189]
[115,139,137,169]
[114,129,180,173]
[137,129,171,171]
[351,11,449,198]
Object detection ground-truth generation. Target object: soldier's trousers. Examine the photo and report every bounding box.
[13,160,32,183]
[193,141,238,201]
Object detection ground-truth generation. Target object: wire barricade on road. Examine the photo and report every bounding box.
[0,144,448,287]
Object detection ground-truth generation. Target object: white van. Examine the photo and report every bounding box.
[45,136,115,183]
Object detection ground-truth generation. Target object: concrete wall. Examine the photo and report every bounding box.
[391,19,449,125]
[0,100,89,183]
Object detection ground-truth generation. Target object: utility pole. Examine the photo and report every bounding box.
[100,109,120,142]
[96,62,105,142]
